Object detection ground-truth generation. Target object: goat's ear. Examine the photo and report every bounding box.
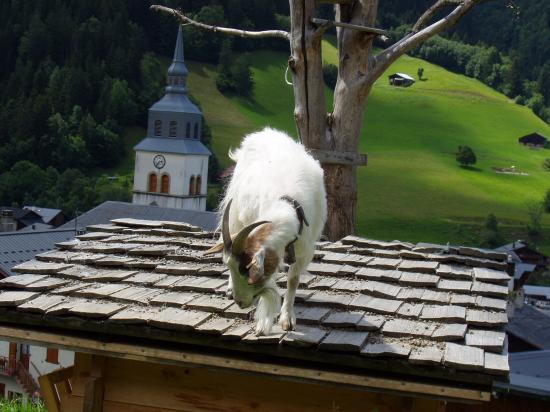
[203,242,224,255]
[248,249,265,284]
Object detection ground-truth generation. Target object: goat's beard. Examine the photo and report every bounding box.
[254,280,281,336]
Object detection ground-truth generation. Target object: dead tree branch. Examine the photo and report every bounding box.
[150,5,290,41]
[367,0,478,85]
[412,0,463,32]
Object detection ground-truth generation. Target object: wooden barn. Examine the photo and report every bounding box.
[388,73,416,87]
[0,218,518,411]
[518,132,548,147]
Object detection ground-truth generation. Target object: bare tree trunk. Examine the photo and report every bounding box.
[321,1,378,239]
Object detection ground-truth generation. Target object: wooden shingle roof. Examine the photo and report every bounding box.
[0,218,511,386]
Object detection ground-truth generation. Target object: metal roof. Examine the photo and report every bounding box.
[0,228,76,277]
[60,201,218,232]
[523,285,550,300]
[134,137,210,156]
[390,72,415,81]
[149,93,201,114]
[23,206,64,225]
[167,25,188,77]
[494,350,550,398]
[507,304,550,349]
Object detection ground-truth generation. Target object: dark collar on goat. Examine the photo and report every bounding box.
[280,196,309,265]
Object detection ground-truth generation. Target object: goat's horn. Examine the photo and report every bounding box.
[222,199,233,252]
[232,221,270,258]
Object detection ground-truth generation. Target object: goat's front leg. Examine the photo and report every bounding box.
[279,263,302,331]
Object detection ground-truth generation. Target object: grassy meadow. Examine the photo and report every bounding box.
[121,41,550,252]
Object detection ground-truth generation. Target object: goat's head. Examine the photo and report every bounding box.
[204,200,280,308]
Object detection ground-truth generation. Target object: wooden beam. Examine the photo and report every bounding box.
[38,373,60,412]
[310,149,368,166]
[311,18,389,37]
[0,325,490,402]
[83,355,105,412]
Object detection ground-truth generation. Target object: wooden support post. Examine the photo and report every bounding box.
[83,355,106,412]
[38,373,60,412]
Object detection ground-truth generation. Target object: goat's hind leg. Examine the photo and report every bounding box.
[279,262,302,331]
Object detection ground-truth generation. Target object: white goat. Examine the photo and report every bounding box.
[205,127,327,335]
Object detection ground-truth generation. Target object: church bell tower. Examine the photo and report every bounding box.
[132,26,210,211]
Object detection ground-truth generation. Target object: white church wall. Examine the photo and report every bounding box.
[133,151,209,211]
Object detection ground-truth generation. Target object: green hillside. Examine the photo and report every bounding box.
[185,41,550,251]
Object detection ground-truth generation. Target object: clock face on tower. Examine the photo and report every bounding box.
[153,154,166,169]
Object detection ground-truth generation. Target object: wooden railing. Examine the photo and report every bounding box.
[15,360,40,397]
[0,356,15,376]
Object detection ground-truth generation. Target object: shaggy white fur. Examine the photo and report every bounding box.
[219,127,327,335]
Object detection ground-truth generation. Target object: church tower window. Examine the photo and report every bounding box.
[148,173,158,192]
[154,120,162,136]
[195,175,202,195]
[169,121,177,137]
[189,176,196,195]
[186,123,191,138]
[194,123,198,139]
[161,174,170,194]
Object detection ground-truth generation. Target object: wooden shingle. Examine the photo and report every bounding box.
[349,295,402,314]
[465,329,506,352]
[17,295,67,313]
[186,295,234,313]
[443,343,484,371]
[431,323,467,341]
[69,301,126,318]
[0,274,47,288]
[436,264,473,279]
[397,303,424,318]
[361,341,411,358]
[322,310,364,327]
[306,291,352,307]
[356,268,402,282]
[437,279,472,293]
[294,305,331,324]
[283,325,328,347]
[466,310,507,327]
[420,305,466,322]
[484,352,509,375]
[366,258,401,270]
[318,330,369,352]
[11,261,72,274]
[150,291,198,307]
[109,307,159,324]
[149,308,211,331]
[399,272,439,287]
[398,260,438,274]
[356,314,385,331]
[382,319,437,338]
[472,281,508,297]
[0,291,40,306]
[196,317,235,334]
[473,267,510,284]
[409,347,443,365]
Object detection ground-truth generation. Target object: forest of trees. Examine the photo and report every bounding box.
[0,0,548,216]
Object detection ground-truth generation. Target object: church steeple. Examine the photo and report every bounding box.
[166,25,188,94]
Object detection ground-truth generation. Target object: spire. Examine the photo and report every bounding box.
[166,25,188,94]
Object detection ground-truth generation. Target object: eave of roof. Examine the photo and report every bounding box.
[134,137,211,156]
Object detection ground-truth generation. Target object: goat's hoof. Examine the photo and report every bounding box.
[279,311,296,331]
[254,321,272,336]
